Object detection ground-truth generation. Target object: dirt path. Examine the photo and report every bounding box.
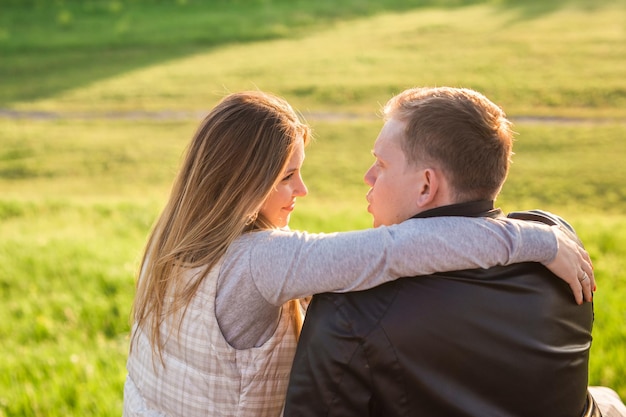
[0,108,624,125]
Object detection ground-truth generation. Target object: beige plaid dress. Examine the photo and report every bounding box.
[123,263,299,417]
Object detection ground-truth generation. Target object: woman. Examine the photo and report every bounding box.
[123,91,593,417]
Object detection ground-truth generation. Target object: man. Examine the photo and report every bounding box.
[284,87,625,416]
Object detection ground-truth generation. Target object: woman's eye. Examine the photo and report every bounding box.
[282,173,294,182]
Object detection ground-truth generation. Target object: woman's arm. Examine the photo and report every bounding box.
[249,216,592,306]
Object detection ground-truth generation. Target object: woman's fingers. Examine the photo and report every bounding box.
[546,227,595,305]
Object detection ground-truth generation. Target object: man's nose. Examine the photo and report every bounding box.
[364,165,376,187]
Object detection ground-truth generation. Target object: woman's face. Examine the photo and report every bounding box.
[259,139,308,228]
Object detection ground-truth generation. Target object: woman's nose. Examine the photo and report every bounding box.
[295,175,308,197]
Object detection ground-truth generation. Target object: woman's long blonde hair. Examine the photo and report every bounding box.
[131,91,311,359]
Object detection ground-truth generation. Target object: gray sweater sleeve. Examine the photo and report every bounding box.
[248,216,557,306]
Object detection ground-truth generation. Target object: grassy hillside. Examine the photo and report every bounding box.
[1,117,625,416]
[2,0,625,118]
[0,0,625,415]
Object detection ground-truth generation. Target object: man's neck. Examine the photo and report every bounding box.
[411,200,500,219]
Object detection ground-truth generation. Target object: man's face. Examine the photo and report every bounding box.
[364,118,423,227]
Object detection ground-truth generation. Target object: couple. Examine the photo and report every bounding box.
[123,87,622,416]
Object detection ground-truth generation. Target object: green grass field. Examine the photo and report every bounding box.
[1,0,625,415]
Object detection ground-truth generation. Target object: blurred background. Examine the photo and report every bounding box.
[1,0,624,415]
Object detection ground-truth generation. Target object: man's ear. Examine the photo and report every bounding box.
[416,168,439,207]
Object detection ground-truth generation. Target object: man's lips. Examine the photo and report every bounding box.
[366,189,375,213]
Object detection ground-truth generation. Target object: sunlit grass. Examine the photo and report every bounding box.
[499,123,626,215]
[6,2,626,118]
[1,0,625,414]
[0,118,191,201]
[0,199,143,416]
[1,115,625,415]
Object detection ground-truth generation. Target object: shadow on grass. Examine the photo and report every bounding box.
[494,0,615,19]
[0,0,610,105]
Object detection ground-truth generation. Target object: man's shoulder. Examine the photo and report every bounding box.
[507,208,578,230]
[508,209,582,245]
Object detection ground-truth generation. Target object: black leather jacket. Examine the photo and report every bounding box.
[284,202,598,417]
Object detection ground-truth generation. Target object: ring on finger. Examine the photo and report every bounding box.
[579,271,589,282]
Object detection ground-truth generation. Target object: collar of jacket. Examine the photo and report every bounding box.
[410,199,502,220]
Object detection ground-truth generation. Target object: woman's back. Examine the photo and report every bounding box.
[124,261,299,417]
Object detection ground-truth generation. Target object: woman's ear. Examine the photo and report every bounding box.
[416,168,439,208]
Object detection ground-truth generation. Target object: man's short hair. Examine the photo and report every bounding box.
[384,87,513,202]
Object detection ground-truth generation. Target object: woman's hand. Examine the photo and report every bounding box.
[544,226,595,305]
